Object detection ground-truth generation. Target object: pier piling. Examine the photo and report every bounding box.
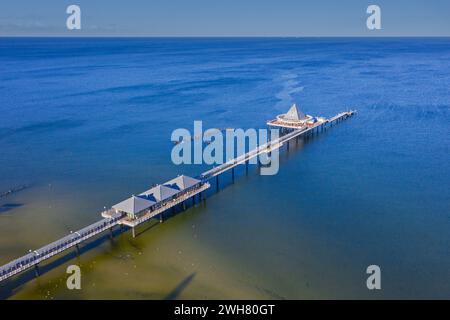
[34,265,40,277]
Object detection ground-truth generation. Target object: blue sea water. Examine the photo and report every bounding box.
[0,37,449,299]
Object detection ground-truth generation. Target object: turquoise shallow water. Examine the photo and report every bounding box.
[0,38,449,299]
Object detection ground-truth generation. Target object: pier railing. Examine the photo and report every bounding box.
[0,215,122,282]
[201,111,356,180]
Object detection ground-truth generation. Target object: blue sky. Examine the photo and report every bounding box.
[1,0,449,36]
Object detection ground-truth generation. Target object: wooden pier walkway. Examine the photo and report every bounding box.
[0,213,123,282]
[0,110,355,283]
[201,110,355,180]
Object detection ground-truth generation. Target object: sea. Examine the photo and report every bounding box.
[0,37,449,299]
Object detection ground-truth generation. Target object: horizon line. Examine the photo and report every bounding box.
[1,35,450,38]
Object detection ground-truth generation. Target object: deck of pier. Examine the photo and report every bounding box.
[0,212,123,282]
[103,183,210,228]
[202,110,355,180]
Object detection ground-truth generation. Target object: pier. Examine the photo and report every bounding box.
[0,108,355,283]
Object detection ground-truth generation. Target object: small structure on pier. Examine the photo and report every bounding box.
[112,195,155,219]
[164,175,203,191]
[140,184,180,202]
[105,174,209,227]
[267,103,325,129]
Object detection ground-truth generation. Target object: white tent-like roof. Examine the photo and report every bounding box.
[113,195,155,215]
[164,175,201,191]
[284,103,307,121]
[140,184,180,202]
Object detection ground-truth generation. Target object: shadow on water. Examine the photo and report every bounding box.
[0,184,31,199]
[164,273,196,300]
[204,127,331,192]
[135,219,161,237]
[0,227,126,300]
[134,200,207,237]
[0,199,204,299]
[0,203,23,214]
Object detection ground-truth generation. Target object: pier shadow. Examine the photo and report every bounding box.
[134,219,160,237]
[202,128,335,193]
[133,201,205,238]
[0,225,127,300]
[0,199,205,298]
[0,184,31,199]
[0,203,23,214]
[0,198,207,299]
[164,273,196,300]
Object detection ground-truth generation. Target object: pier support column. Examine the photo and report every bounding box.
[159,213,163,223]
[245,161,248,175]
[109,227,113,239]
[182,201,186,210]
[287,140,289,151]
[231,168,235,183]
[75,244,80,256]
[34,264,40,277]
[216,175,219,190]
[132,227,136,238]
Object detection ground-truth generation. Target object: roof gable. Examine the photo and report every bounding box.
[164,175,201,191]
[285,103,307,120]
[140,184,179,202]
[113,195,155,215]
